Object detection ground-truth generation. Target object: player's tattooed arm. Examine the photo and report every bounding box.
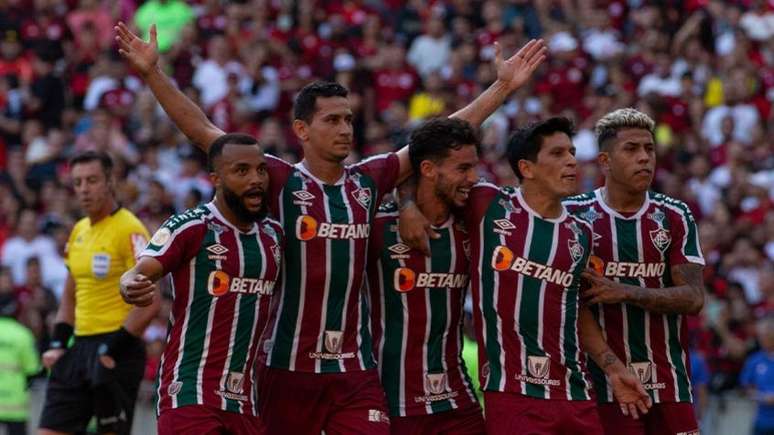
[581,263,705,315]
[115,22,224,151]
[396,178,437,257]
[579,306,652,419]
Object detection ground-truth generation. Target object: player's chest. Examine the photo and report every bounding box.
[283,178,375,243]
[585,207,674,258]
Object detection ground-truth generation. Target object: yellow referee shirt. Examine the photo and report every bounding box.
[65,208,150,336]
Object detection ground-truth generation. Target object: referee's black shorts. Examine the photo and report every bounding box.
[39,330,146,435]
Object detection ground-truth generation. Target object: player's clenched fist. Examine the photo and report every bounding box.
[120,271,156,307]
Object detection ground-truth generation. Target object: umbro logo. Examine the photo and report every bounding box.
[494,219,516,230]
[292,190,315,206]
[388,243,411,259]
[207,244,229,260]
[493,218,516,236]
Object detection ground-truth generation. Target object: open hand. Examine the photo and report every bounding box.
[609,369,652,419]
[115,21,159,76]
[494,39,547,93]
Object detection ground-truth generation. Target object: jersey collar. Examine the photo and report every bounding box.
[594,188,651,220]
[206,202,259,234]
[295,160,347,186]
[514,188,568,223]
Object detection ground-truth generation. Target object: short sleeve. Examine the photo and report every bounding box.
[351,153,400,203]
[667,203,705,266]
[464,182,500,229]
[122,219,151,270]
[141,217,204,274]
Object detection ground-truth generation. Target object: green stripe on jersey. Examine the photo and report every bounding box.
[380,226,404,415]
[615,219,650,398]
[428,228,453,413]
[321,185,351,373]
[668,315,691,401]
[480,205,505,390]
[225,234,261,412]
[520,218,554,398]
[269,176,304,368]
[177,229,217,405]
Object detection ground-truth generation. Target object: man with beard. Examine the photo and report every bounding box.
[367,118,484,434]
[120,134,284,435]
[115,21,545,434]
[564,108,704,435]
[401,118,652,434]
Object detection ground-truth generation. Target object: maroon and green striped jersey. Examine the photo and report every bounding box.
[564,189,704,404]
[264,153,400,373]
[367,202,479,417]
[466,183,594,400]
[141,202,283,416]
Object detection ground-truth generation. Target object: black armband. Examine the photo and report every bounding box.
[50,322,73,350]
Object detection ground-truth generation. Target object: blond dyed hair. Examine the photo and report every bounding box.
[595,108,655,151]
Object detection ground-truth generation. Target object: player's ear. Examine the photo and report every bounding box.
[518,159,534,180]
[292,119,309,143]
[597,151,610,176]
[209,171,220,188]
[419,159,436,179]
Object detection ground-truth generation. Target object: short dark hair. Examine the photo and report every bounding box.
[506,117,575,181]
[208,133,260,172]
[293,81,349,123]
[408,118,480,174]
[69,150,113,176]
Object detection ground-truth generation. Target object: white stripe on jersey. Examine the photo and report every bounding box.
[399,262,410,416]
[610,214,632,371]
[217,231,241,411]
[338,183,358,371]
[636,218,660,404]
[537,221,559,399]
[444,229,459,410]
[161,256,197,413]
[515,214,534,395]
[250,231,269,414]
[375,260,387,389]
[266,190,287,367]
[289,183,311,370]
[198,270,219,405]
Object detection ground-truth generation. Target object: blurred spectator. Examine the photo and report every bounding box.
[741,317,774,435]
[133,0,194,53]
[0,278,40,435]
[192,34,245,108]
[0,209,59,287]
[407,17,451,78]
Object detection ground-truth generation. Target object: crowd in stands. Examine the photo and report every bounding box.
[0,0,772,424]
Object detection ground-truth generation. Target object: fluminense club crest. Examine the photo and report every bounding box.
[649,228,671,253]
[352,187,372,210]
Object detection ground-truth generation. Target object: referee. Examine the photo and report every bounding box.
[39,151,159,435]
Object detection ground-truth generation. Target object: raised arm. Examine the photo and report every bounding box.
[115,22,224,151]
[580,305,652,419]
[581,263,705,315]
[394,39,546,183]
